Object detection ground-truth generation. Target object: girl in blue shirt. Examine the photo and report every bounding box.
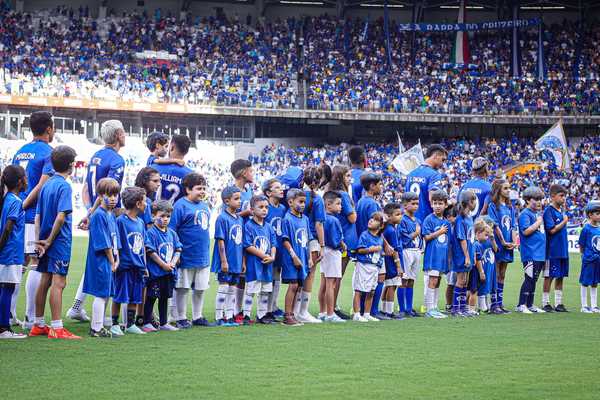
[134,166,161,227]
[451,190,477,316]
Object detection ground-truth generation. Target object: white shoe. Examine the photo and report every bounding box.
[516,305,533,314]
[110,325,124,336]
[296,312,322,324]
[0,330,27,339]
[352,314,368,322]
[581,306,593,313]
[10,317,23,327]
[529,306,545,313]
[325,314,346,323]
[364,314,380,322]
[67,308,90,322]
[160,324,179,331]
[591,307,600,314]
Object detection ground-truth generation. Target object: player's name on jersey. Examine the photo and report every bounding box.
[410,176,427,184]
[13,153,36,161]
[161,174,183,184]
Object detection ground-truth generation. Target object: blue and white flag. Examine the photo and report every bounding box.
[392,141,425,176]
[535,120,570,170]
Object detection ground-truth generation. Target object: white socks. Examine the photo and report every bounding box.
[542,292,550,306]
[591,287,598,308]
[294,292,302,315]
[50,319,63,329]
[478,296,488,312]
[215,284,228,321]
[73,273,87,305]
[242,292,254,317]
[581,286,588,308]
[234,286,244,315]
[92,297,107,332]
[257,292,269,319]
[175,288,188,321]
[225,286,236,320]
[555,290,563,306]
[25,269,41,322]
[10,282,20,319]
[381,300,394,314]
[425,287,435,311]
[300,291,311,316]
[191,290,205,320]
[268,280,281,312]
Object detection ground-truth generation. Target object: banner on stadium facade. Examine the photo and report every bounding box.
[397,18,540,32]
[391,141,425,175]
[535,120,570,170]
[505,163,541,178]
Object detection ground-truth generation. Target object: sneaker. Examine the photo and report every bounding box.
[408,309,422,317]
[192,318,215,327]
[66,308,90,322]
[592,307,600,314]
[89,328,113,338]
[425,310,447,319]
[283,314,303,326]
[450,311,465,317]
[142,324,158,333]
[554,304,569,312]
[125,325,146,335]
[10,317,23,327]
[515,305,533,314]
[110,325,125,336]
[529,306,546,313]
[48,327,82,340]
[160,324,179,331]
[242,316,254,325]
[334,308,352,320]
[296,312,322,324]
[233,312,244,325]
[135,315,145,327]
[581,306,593,313]
[317,313,327,321]
[272,309,285,319]
[465,310,479,317]
[23,317,34,331]
[499,306,512,314]
[175,319,192,329]
[352,314,368,322]
[215,319,230,327]
[226,318,240,327]
[391,312,406,320]
[364,314,380,322]
[256,316,275,324]
[0,329,27,339]
[489,307,504,315]
[325,314,346,323]
[373,312,392,320]
[28,325,50,337]
[542,304,554,313]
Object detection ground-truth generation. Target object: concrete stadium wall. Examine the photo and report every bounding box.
[235,137,322,160]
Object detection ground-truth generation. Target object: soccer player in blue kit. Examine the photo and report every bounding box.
[151,134,193,204]
[458,157,492,218]
[348,146,367,206]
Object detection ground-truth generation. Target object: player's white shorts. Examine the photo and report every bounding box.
[402,249,422,281]
[384,276,403,287]
[309,239,321,253]
[245,280,273,294]
[321,247,342,278]
[446,271,457,286]
[352,262,378,293]
[175,267,210,291]
[25,224,36,255]
[0,264,23,284]
[425,270,441,277]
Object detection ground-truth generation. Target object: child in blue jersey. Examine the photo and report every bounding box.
[516,186,547,314]
[348,145,367,205]
[542,184,570,312]
[170,173,212,329]
[578,202,600,313]
[0,166,27,339]
[31,146,80,340]
[422,190,451,319]
[399,191,422,317]
[487,179,517,314]
[211,186,244,327]
[113,187,147,335]
[297,166,325,324]
[262,178,286,320]
[467,220,491,315]
[146,131,186,167]
[151,135,192,203]
[475,219,498,313]
[134,167,161,227]
[381,203,404,319]
[143,200,182,332]
[281,189,313,326]
[83,178,121,338]
[451,190,477,316]
[242,195,277,324]
[443,205,458,312]
[318,191,346,323]
[352,212,384,322]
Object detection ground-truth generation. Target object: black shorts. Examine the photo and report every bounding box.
[146,275,175,299]
[281,278,304,286]
[468,269,481,293]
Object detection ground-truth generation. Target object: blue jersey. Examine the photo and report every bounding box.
[12,139,53,223]
[36,175,72,261]
[356,195,381,237]
[281,211,312,276]
[404,164,443,222]
[86,147,125,205]
[146,154,157,166]
[475,239,496,293]
[243,218,276,283]
[83,207,120,297]
[518,208,546,262]
[356,231,383,267]
[304,191,325,240]
[487,202,516,245]
[151,162,193,204]
[238,185,253,219]
[459,178,492,218]
[336,191,357,251]
[145,225,182,278]
[383,224,402,278]
[422,214,451,273]
[116,214,146,270]
[578,224,600,263]
[266,202,286,265]
[211,210,244,274]
[452,214,475,268]
[324,213,344,250]
[141,197,153,226]
[399,214,423,250]
[350,168,365,206]
[170,197,211,269]
[543,205,568,259]
[0,193,25,265]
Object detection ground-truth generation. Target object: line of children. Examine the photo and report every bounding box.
[578,201,600,313]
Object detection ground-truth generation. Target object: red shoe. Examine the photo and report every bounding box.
[28,325,50,337]
[48,327,82,340]
[233,312,244,324]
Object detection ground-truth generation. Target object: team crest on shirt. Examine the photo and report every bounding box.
[194,210,210,230]
[230,225,243,245]
[409,182,421,195]
[127,232,144,255]
[538,222,545,234]
[158,242,174,262]
[502,215,511,232]
[592,236,600,252]
[436,225,447,244]
[254,236,270,254]
[483,248,495,264]
[295,228,308,248]
[270,217,283,236]
[371,252,381,264]
[468,227,475,244]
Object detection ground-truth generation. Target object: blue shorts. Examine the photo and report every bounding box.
[496,247,514,263]
[113,269,145,304]
[579,261,600,287]
[452,263,472,274]
[37,256,69,276]
[281,262,308,283]
[217,272,241,285]
[147,275,174,299]
[545,258,569,279]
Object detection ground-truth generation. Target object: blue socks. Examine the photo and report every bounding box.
[497,282,504,307]
[405,287,414,312]
[452,287,467,313]
[0,284,15,328]
[370,282,384,315]
[397,287,406,312]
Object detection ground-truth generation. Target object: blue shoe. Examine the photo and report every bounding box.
[226,318,240,327]
[192,318,216,327]
[408,309,422,317]
[272,309,284,319]
[373,312,392,320]
[176,319,192,329]
[216,319,230,327]
[392,312,406,320]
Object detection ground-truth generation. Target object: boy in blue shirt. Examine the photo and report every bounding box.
[146,131,186,167]
[83,178,121,338]
[516,186,547,314]
[542,184,570,312]
[143,200,182,332]
[242,195,277,324]
[578,201,600,313]
[422,190,451,319]
[262,178,286,320]
[443,205,458,312]
[31,146,80,340]
[458,157,492,218]
[475,219,498,313]
[170,173,212,328]
[398,191,422,317]
[151,134,193,203]
[114,187,147,335]
[348,145,366,205]
[404,144,446,222]
[467,219,491,315]
[451,190,477,317]
[211,186,244,327]
[281,189,313,326]
[381,203,403,319]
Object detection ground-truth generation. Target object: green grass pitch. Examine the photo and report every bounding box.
[2,237,600,399]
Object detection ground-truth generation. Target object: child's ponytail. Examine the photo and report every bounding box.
[0,165,26,216]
